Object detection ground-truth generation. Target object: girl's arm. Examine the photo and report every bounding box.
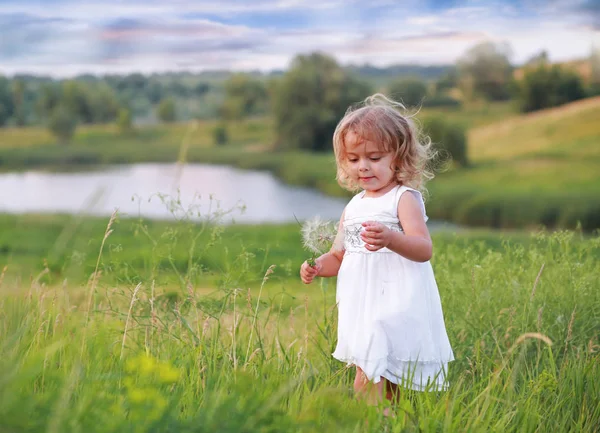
[315,248,345,276]
[361,192,432,262]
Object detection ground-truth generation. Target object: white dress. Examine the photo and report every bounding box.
[332,185,454,390]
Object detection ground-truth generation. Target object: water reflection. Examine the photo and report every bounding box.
[0,163,348,223]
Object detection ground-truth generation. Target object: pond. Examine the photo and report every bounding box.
[0,163,349,224]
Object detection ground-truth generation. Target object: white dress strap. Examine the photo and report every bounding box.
[394,186,428,222]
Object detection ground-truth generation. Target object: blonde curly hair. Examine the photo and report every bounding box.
[332,93,434,196]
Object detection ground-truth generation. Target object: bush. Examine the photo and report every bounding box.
[449,192,600,231]
[387,78,428,108]
[0,104,7,127]
[213,124,229,146]
[424,117,468,168]
[587,82,600,97]
[518,65,586,112]
[48,105,77,143]
[422,95,462,108]
[157,98,176,123]
[117,108,133,134]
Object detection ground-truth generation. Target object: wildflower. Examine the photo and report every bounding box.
[300,216,340,266]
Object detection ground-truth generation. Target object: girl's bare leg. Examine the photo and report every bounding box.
[353,366,384,405]
[385,380,400,403]
[354,367,400,416]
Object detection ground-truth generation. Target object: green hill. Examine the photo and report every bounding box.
[426,96,600,230]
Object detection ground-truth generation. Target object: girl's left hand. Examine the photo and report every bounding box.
[361,221,393,251]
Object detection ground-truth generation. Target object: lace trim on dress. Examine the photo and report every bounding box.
[343,221,403,252]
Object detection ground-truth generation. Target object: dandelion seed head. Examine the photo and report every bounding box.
[301,216,339,255]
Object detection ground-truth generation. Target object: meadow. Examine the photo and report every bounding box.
[1,93,599,432]
[0,207,599,432]
[1,97,599,231]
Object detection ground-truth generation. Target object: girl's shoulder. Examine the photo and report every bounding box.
[347,190,366,204]
[394,185,428,222]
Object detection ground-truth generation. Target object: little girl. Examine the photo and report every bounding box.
[300,93,454,403]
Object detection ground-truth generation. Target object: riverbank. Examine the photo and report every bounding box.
[1,99,599,230]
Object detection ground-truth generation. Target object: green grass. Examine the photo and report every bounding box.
[0,212,551,287]
[426,96,600,230]
[0,213,599,432]
[0,117,275,171]
[420,100,518,128]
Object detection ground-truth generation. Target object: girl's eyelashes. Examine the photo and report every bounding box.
[347,157,381,162]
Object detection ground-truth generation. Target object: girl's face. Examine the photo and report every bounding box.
[344,130,396,195]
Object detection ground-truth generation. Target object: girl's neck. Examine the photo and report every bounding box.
[362,181,399,198]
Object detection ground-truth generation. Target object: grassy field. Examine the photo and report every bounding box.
[0,212,599,432]
[427,96,600,230]
[0,99,599,230]
[0,117,274,170]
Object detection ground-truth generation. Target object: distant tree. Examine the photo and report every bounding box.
[0,105,7,127]
[590,46,600,96]
[121,73,147,93]
[48,105,77,143]
[272,52,372,152]
[36,83,61,120]
[117,108,133,134]
[60,80,94,124]
[194,82,210,97]
[220,74,268,120]
[0,76,13,127]
[168,81,188,98]
[35,81,119,125]
[157,98,176,123]
[146,81,163,104]
[12,79,26,126]
[91,84,120,123]
[387,78,428,108]
[425,117,468,168]
[434,69,459,94]
[518,65,586,112]
[457,41,513,101]
[524,50,549,68]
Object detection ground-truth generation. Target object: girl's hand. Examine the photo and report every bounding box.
[361,221,393,251]
[300,259,321,284]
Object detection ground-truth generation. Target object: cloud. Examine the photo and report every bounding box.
[1,0,357,21]
[528,0,600,29]
[0,13,70,58]
[0,12,96,67]
[0,0,598,76]
[95,16,267,69]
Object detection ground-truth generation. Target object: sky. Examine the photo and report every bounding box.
[0,0,599,77]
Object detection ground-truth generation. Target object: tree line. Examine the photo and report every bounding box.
[216,43,599,169]
[1,42,598,159]
[0,74,213,130]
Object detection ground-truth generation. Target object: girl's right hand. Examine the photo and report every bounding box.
[300,260,321,284]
